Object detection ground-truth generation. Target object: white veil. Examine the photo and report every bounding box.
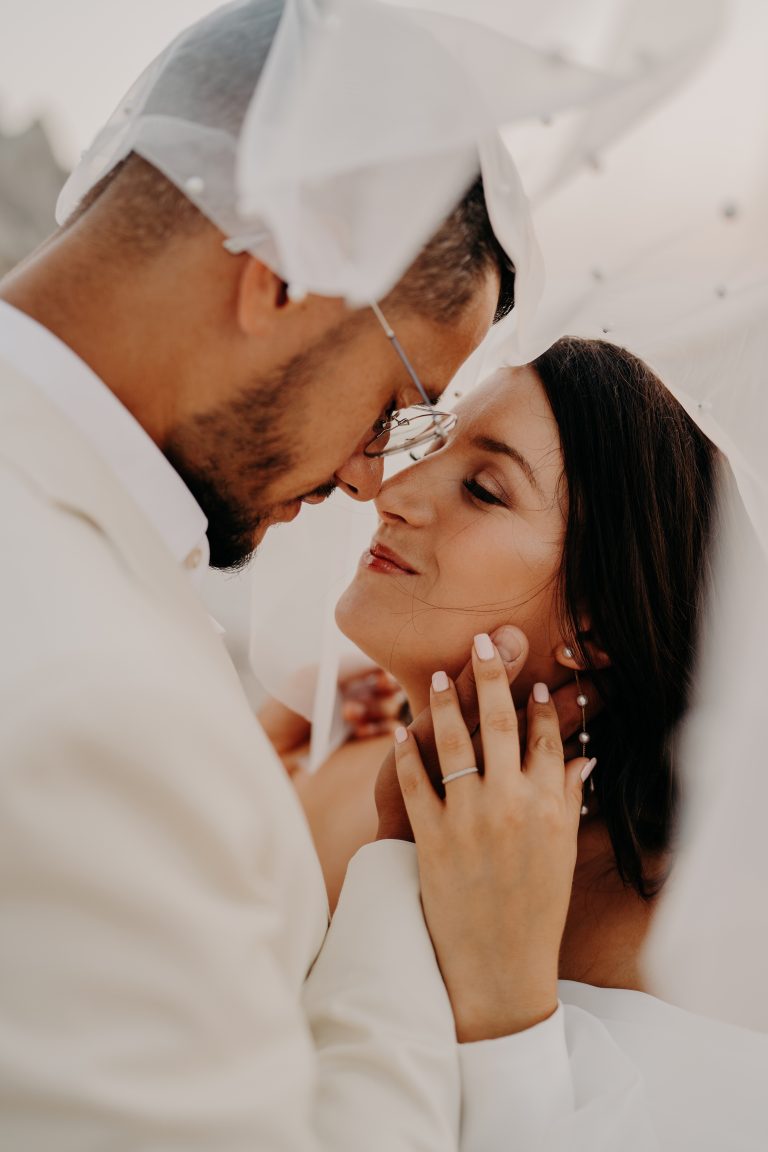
[250,0,768,1030]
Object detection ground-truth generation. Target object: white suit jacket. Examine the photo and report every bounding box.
[0,361,459,1151]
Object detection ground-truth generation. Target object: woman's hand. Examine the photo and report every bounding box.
[374,624,593,840]
[393,633,593,1043]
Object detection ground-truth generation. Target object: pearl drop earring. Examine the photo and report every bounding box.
[564,645,594,815]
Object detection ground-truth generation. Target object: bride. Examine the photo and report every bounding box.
[266,336,768,1149]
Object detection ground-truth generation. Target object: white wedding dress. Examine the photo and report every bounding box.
[459,980,768,1151]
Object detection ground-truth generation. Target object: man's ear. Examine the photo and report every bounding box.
[236,257,289,336]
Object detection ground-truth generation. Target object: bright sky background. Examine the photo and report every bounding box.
[0,0,222,168]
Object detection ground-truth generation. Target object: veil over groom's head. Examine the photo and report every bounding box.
[41,0,529,569]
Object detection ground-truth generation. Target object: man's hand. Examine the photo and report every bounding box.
[375,626,596,841]
[340,667,407,740]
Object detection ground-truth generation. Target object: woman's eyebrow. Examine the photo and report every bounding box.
[470,434,540,494]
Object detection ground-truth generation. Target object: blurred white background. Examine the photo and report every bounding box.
[0,1,222,166]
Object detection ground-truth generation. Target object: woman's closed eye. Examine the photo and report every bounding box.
[463,476,508,507]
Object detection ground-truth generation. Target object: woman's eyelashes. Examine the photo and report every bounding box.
[463,476,508,507]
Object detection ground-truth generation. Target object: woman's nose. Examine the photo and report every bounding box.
[334,443,385,502]
[375,461,434,525]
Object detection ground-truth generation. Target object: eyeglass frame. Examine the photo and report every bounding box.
[363,301,457,458]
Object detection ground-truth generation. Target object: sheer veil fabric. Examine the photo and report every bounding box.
[63,0,765,1036]
[249,0,768,1031]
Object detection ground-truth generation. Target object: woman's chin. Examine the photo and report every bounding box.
[335,585,383,664]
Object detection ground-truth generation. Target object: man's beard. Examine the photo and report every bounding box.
[162,318,358,570]
[163,366,301,571]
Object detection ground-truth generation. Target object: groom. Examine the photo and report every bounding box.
[0,2,524,1149]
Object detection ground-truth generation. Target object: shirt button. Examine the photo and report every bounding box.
[184,547,203,571]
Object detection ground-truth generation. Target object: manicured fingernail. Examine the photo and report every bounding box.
[432,670,450,693]
[492,627,523,663]
[533,682,550,704]
[580,757,597,783]
[473,633,495,661]
[395,726,409,744]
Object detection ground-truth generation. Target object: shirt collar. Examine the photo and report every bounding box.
[0,300,210,583]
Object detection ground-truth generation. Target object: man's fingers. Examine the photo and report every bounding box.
[342,694,405,724]
[342,668,402,699]
[351,719,401,739]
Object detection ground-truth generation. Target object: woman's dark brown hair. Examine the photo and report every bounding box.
[533,337,718,898]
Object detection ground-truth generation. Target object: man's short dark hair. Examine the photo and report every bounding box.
[390,174,515,325]
[68,156,514,326]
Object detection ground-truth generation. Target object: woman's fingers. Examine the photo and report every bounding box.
[523,688,596,819]
[392,726,441,839]
[403,627,528,793]
[522,683,566,785]
[566,754,597,816]
[453,625,528,731]
[472,633,521,783]
[429,671,478,792]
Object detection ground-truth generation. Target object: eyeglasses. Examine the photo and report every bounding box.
[363,302,457,458]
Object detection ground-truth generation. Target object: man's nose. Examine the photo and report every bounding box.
[334,445,385,502]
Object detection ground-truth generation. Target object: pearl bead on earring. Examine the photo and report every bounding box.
[571,658,596,815]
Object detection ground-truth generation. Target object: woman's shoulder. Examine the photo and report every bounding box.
[559,979,767,1138]
[560,979,762,1038]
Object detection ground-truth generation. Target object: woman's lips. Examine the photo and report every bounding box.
[362,542,418,575]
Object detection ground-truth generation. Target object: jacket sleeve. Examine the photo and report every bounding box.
[0,647,458,1152]
[304,840,460,1152]
[458,1003,660,1152]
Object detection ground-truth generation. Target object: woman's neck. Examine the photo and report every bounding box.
[560,819,667,992]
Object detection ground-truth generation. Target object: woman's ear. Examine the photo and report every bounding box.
[553,633,612,672]
[236,256,289,337]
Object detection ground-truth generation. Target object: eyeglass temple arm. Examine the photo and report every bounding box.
[370,301,434,410]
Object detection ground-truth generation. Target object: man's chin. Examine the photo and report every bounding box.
[207,520,266,572]
[208,496,325,570]
[208,512,292,571]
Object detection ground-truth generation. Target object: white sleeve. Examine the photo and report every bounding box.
[304,841,460,1152]
[459,1003,660,1152]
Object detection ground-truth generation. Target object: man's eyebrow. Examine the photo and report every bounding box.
[470,435,541,494]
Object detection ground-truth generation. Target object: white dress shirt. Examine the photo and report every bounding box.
[0,299,210,582]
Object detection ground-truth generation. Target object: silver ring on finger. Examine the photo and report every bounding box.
[442,766,480,785]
